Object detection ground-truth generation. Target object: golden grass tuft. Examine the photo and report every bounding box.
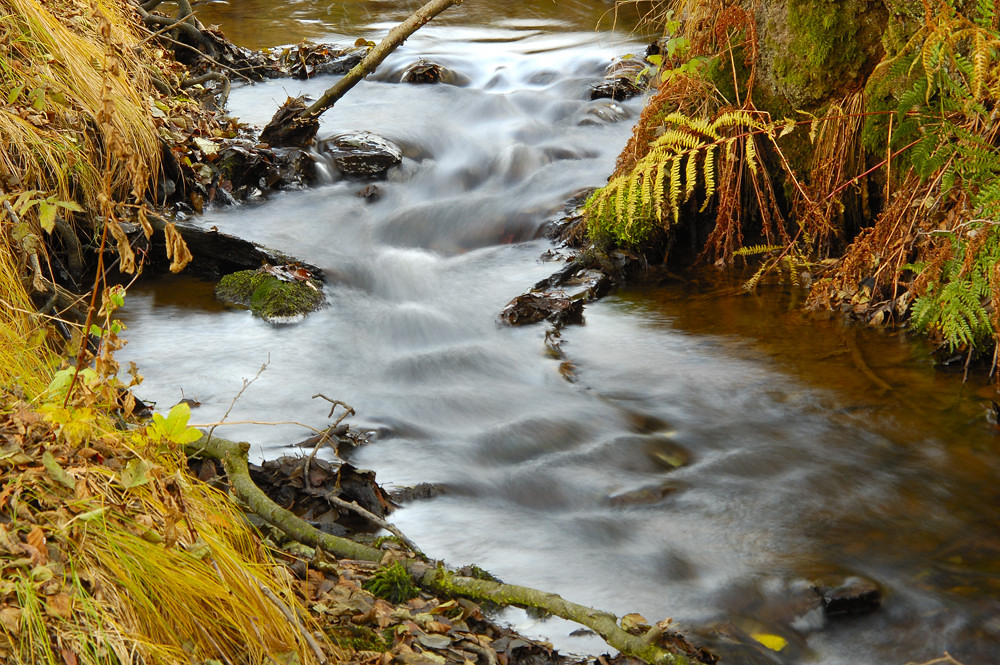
[0,403,333,665]
[0,0,161,227]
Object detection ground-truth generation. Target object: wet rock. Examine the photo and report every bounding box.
[215,265,326,323]
[316,131,404,179]
[590,58,651,101]
[577,101,631,126]
[644,435,690,470]
[499,291,584,327]
[812,575,882,616]
[607,482,679,507]
[389,483,449,504]
[400,58,469,85]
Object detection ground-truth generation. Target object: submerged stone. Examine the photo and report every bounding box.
[215,266,326,323]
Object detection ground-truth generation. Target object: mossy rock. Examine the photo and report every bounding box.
[215,269,326,322]
[754,0,887,110]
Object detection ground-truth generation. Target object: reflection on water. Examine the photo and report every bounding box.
[121,3,1000,664]
[188,0,657,49]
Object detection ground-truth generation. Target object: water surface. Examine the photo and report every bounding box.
[121,4,1000,664]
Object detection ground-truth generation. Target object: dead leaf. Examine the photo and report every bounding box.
[45,592,73,619]
[107,219,137,274]
[60,648,78,665]
[164,222,193,273]
[0,607,21,636]
[25,527,47,565]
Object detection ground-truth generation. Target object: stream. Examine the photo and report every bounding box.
[120,2,1000,663]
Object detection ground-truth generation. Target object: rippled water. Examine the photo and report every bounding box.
[121,3,1000,664]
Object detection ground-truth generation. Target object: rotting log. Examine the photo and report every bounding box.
[260,0,464,147]
[185,433,709,665]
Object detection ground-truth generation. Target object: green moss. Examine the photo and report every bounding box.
[760,0,886,108]
[330,625,392,652]
[215,269,325,321]
[362,562,419,604]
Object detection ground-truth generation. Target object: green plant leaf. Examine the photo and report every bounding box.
[42,451,76,491]
[120,458,150,489]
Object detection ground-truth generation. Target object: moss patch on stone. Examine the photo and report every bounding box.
[757,0,886,109]
[215,269,326,322]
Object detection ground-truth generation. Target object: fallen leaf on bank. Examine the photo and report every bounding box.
[0,607,21,636]
[25,527,47,565]
[42,451,76,491]
[45,592,72,618]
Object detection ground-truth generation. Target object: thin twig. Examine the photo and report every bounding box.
[327,495,423,558]
[303,395,355,490]
[258,583,328,664]
[206,357,269,442]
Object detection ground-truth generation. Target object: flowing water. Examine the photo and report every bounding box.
[121,3,1000,663]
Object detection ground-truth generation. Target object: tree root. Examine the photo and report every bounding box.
[185,434,710,665]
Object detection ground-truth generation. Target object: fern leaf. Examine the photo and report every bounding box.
[684,150,697,203]
[700,145,717,212]
[745,137,759,175]
[669,155,682,223]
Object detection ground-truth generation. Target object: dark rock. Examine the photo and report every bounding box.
[145,214,323,280]
[389,483,449,503]
[813,575,882,616]
[316,131,403,179]
[260,95,320,148]
[499,291,584,327]
[400,58,470,86]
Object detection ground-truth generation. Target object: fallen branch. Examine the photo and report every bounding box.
[184,433,709,665]
[261,0,464,147]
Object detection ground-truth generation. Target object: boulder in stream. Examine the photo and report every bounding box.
[316,131,403,179]
[215,264,326,323]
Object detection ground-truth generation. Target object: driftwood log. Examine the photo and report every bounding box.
[185,433,710,665]
[261,0,464,147]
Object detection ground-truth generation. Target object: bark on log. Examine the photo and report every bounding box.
[185,433,707,665]
[260,0,464,147]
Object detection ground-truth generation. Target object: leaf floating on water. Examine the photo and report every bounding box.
[751,632,787,652]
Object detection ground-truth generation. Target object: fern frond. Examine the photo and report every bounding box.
[684,151,697,203]
[669,155,682,223]
[700,145,717,212]
[745,136,759,175]
[734,244,783,256]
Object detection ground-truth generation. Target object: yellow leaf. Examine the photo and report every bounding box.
[751,632,787,652]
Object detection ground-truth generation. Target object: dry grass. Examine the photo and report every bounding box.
[0,0,161,228]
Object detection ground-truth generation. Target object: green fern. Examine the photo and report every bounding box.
[584,110,765,246]
[909,228,1000,352]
